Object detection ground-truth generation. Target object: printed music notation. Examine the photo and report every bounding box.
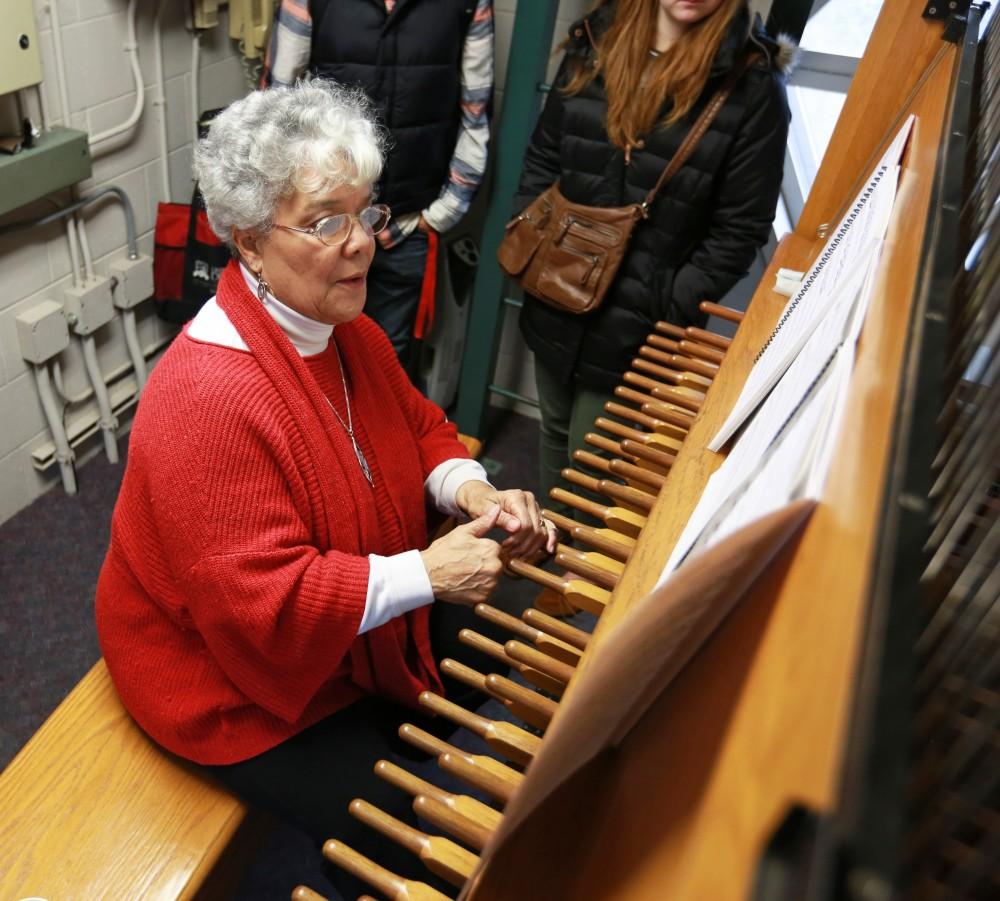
[657,116,917,585]
[708,115,915,453]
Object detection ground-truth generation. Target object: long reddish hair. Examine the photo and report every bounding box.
[563,0,748,150]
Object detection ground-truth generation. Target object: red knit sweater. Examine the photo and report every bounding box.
[96,262,467,765]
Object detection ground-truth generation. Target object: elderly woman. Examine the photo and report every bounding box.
[95,81,554,886]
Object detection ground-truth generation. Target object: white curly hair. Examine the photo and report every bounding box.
[194,80,386,249]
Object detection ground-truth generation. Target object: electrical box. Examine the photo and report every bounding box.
[110,254,155,309]
[0,0,43,94]
[193,0,221,29]
[64,276,114,336]
[0,127,92,217]
[16,299,70,364]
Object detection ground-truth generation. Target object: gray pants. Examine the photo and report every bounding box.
[534,358,617,520]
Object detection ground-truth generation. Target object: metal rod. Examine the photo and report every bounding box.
[488,385,540,407]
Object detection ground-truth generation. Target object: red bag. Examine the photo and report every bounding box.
[153,197,230,324]
[153,201,190,305]
[153,108,231,324]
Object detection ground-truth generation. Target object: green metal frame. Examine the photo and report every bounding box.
[454,0,559,438]
[0,127,92,218]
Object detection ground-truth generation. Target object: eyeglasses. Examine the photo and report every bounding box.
[273,204,392,247]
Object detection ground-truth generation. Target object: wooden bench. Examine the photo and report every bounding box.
[0,659,265,899]
[457,433,483,461]
[0,434,483,899]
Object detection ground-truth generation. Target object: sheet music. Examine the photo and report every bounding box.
[708,115,913,452]
[658,356,841,584]
[657,245,883,583]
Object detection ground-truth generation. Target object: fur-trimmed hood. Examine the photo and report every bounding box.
[566,1,799,78]
[747,22,800,76]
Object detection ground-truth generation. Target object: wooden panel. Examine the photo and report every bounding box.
[0,661,250,900]
[457,433,483,460]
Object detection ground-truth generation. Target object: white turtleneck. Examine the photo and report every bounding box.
[186,264,492,634]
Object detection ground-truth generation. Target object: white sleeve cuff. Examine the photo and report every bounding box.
[425,459,492,518]
[358,550,434,634]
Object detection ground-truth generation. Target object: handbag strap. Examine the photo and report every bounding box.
[640,52,761,213]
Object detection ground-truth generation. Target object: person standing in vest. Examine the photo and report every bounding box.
[263,0,494,374]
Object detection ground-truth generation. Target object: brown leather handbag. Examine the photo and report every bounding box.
[497,54,756,314]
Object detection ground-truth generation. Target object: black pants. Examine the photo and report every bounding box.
[199,600,515,895]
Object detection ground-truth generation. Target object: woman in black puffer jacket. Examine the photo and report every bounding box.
[515,0,794,518]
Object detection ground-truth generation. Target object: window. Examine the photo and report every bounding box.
[776,0,883,234]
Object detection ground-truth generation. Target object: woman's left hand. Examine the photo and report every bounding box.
[455,480,557,560]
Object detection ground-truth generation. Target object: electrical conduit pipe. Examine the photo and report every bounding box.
[89,0,145,148]
[153,0,172,201]
[120,309,147,391]
[78,335,119,463]
[32,363,77,495]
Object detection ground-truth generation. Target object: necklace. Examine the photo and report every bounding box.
[326,340,374,487]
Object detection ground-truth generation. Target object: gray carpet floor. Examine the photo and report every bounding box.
[0,409,589,900]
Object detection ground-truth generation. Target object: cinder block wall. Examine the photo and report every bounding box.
[0,2,248,524]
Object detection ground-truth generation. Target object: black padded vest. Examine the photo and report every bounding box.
[310,0,475,215]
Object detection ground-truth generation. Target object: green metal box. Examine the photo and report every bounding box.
[0,127,92,218]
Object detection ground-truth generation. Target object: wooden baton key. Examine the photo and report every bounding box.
[418,691,542,768]
[348,798,479,888]
[647,384,703,413]
[655,320,686,339]
[679,338,725,365]
[542,508,635,562]
[291,887,329,901]
[523,607,591,651]
[504,640,575,688]
[561,465,653,515]
[603,454,666,491]
[397,724,522,805]
[619,438,676,472]
[550,484,648,536]
[555,544,622,591]
[664,352,719,380]
[686,325,731,350]
[624,370,678,397]
[501,562,612,621]
[321,840,452,901]
[638,343,687,375]
[605,401,688,443]
[646,333,682,355]
[374,759,503,836]
[457,628,566,695]
[439,658,488,693]
[475,603,582,666]
[484,673,558,729]
[413,794,494,854]
[440,656,553,731]
[699,300,744,323]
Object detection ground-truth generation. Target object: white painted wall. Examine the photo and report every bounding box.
[0,2,247,525]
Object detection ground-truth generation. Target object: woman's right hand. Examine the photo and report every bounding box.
[420,505,503,605]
